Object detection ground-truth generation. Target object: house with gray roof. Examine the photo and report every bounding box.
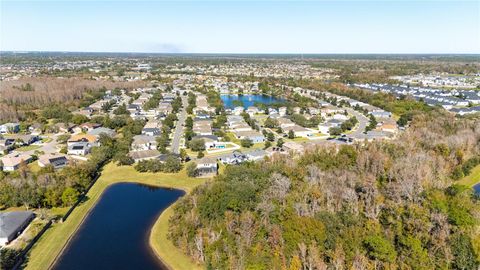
[0,211,35,246]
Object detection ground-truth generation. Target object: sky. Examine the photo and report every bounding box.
[1,0,479,54]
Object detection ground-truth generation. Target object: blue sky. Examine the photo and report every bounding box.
[1,1,479,53]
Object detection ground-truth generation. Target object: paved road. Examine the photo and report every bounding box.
[345,108,370,139]
[170,96,188,154]
[12,134,60,156]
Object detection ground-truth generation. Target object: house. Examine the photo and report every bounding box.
[129,149,161,162]
[193,120,213,135]
[1,154,33,171]
[68,142,92,156]
[0,138,15,153]
[308,107,319,115]
[0,211,35,246]
[0,123,20,134]
[370,110,392,119]
[233,130,265,143]
[196,157,218,176]
[246,106,259,116]
[277,117,295,129]
[88,127,116,137]
[8,134,39,146]
[217,151,246,164]
[230,122,252,132]
[278,107,287,116]
[226,115,244,127]
[318,119,344,134]
[76,107,94,118]
[54,123,77,133]
[282,141,305,154]
[377,123,398,134]
[28,123,43,135]
[332,114,349,121]
[192,135,226,149]
[68,134,97,145]
[38,154,68,170]
[244,149,267,161]
[131,135,157,151]
[283,125,314,138]
[80,123,101,132]
[233,106,245,115]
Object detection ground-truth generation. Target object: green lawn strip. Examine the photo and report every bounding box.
[16,145,42,152]
[457,164,480,187]
[25,162,206,270]
[150,204,204,270]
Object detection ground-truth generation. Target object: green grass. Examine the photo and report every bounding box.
[28,162,42,174]
[457,164,480,187]
[16,145,41,152]
[25,162,207,270]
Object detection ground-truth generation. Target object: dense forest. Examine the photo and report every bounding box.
[0,77,147,122]
[169,109,480,269]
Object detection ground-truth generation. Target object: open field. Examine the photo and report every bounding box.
[25,162,207,270]
[458,164,480,187]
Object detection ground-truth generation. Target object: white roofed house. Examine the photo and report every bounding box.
[233,106,245,115]
[282,125,314,138]
[88,127,117,137]
[0,123,20,134]
[233,130,265,143]
[246,106,259,116]
[244,149,268,161]
[68,142,92,156]
[192,135,226,149]
[308,107,320,115]
[217,151,246,165]
[318,119,344,134]
[277,117,295,129]
[278,107,287,116]
[370,110,392,119]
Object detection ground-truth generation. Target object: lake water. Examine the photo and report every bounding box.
[53,183,184,270]
[474,183,480,194]
[221,94,284,109]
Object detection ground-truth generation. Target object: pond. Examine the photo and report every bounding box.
[474,183,480,195]
[221,94,285,109]
[53,183,184,270]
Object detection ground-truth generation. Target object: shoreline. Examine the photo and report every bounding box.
[25,163,207,270]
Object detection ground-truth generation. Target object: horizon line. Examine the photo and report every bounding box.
[1,50,480,56]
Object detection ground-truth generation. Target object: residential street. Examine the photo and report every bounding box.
[170,96,188,154]
[12,134,60,156]
[345,108,369,139]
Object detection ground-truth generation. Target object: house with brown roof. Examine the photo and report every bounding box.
[1,154,32,171]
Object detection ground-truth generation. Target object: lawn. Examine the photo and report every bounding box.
[25,162,207,270]
[457,164,480,187]
[16,145,41,152]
